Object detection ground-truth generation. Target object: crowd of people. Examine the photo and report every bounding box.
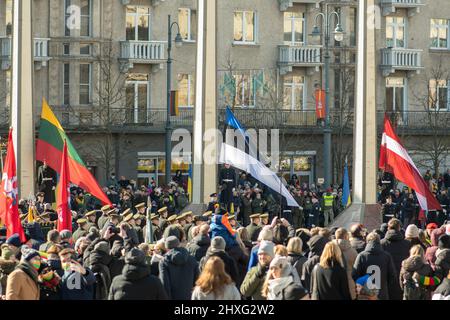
[1,167,450,300]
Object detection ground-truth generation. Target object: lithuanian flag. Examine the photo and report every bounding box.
[36,99,111,205]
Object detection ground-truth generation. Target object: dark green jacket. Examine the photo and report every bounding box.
[240,264,266,300]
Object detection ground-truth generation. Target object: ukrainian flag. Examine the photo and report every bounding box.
[342,159,351,208]
[188,163,192,202]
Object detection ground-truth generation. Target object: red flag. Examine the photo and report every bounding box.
[379,116,441,211]
[0,128,26,242]
[56,141,72,232]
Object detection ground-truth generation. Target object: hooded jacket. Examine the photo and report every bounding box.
[352,240,400,300]
[400,256,434,291]
[109,254,167,300]
[89,245,113,300]
[381,229,411,277]
[186,234,211,261]
[425,227,446,269]
[159,247,199,300]
[301,235,329,292]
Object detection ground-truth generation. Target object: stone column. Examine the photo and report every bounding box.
[191,0,217,208]
[11,0,35,199]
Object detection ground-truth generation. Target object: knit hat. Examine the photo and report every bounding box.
[6,233,22,247]
[94,241,110,255]
[210,236,226,253]
[165,236,180,250]
[269,256,291,277]
[1,244,13,260]
[125,248,146,265]
[405,224,420,239]
[21,245,40,262]
[258,240,275,258]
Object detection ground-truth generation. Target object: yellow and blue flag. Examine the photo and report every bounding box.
[342,159,351,208]
[187,163,192,202]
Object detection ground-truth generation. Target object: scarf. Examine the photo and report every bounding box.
[17,262,39,284]
[267,276,294,300]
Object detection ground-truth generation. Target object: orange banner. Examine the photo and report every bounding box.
[315,89,326,119]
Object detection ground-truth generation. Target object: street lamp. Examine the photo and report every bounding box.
[311,7,345,189]
[165,15,183,186]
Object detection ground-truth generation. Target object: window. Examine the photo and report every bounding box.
[234,73,255,107]
[63,43,70,55]
[5,0,12,36]
[284,12,304,44]
[386,17,405,48]
[429,79,449,110]
[80,43,91,55]
[79,64,91,104]
[430,19,449,49]
[80,0,92,37]
[283,75,305,110]
[126,73,149,123]
[177,74,195,108]
[349,7,357,46]
[63,63,70,105]
[234,11,256,44]
[64,0,72,36]
[386,77,405,115]
[126,7,150,41]
[179,8,195,41]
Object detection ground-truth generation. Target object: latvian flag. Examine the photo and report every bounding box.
[379,115,441,212]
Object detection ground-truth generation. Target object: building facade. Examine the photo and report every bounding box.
[0,0,449,188]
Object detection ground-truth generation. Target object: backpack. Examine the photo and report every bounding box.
[403,277,427,300]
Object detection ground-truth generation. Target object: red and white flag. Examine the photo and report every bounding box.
[56,140,72,232]
[379,115,441,212]
[0,128,26,241]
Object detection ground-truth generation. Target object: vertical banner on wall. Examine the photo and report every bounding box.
[315,89,326,120]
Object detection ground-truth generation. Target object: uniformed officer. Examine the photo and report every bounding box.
[246,214,262,242]
[228,215,241,229]
[36,192,46,214]
[322,188,335,227]
[72,218,89,243]
[163,214,180,239]
[158,206,169,232]
[260,213,270,226]
[207,193,218,212]
[202,210,213,224]
[182,211,194,239]
[97,204,112,230]
[85,210,97,230]
[219,163,236,210]
[150,213,163,241]
[381,196,398,223]
[135,202,147,216]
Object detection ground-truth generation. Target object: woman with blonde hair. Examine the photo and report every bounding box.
[261,256,308,300]
[286,237,307,280]
[311,242,351,300]
[191,256,241,300]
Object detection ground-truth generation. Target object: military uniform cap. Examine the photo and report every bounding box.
[182,211,193,218]
[101,205,111,212]
[107,208,117,215]
[109,212,119,218]
[176,215,185,221]
[150,214,159,220]
[158,207,168,214]
[250,214,261,219]
[167,214,177,223]
[85,210,96,217]
[133,213,142,220]
[121,208,132,217]
[228,215,236,220]
[123,214,134,223]
[135,202,146,209]
[260,213,269,219]
[77,218,87,224]
[210,193,217,197]
[203,211,213,217]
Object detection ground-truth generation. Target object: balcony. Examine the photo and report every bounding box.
[278,44,322,75]
[119,40,166,71]
[380,48,423,76]
[279,0,322,11]
[120,0,165,5]
[380,0,424,16]
[0,37,50,70]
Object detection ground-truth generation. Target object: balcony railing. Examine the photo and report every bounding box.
[380,0,424,16]
[120,41,166,63]
[0,36,50,69]
[278,0,322,11]
[278,44,322,75]
[380,48,422,76]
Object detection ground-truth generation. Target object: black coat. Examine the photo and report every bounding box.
[301,235,329,292]
[352,241,400,300]
[311,264,352,300]
[159,247,199,300]
[109,262,167,300]
[226,245,249,287]
[89,250,112,300]
[199,249,240,285]
[381,230,411,278]
[435,249,450,280]
[287,253,308,279]
[186,234,211,262]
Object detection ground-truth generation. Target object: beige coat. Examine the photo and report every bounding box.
[6,265,40,300]
[335,239,358,300]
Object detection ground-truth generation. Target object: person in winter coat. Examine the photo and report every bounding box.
[380,218,411,280]
[186,224,210,261]
[0,244,17,295]
[109,240,125,280]
[286,237,307,281]
[405,224,427,251]
[432,269,450,300]
[435,234,450,280]
[109,248,167,300]
[88,241,112,300]
[262,255,308,300]
[59,248,96,300]
[247,227,274,272]
[425,226,446,269]
[301,234,329,293]
[5,246,41,300]
[400,245,440,300]
[353,232,400,300]
[334,228,358,300]
[39,230,61,253]
[226,242,248,287]
[159,236,199,300]
[38,263,62,300]
[349,224,366,254]
[241,240,274,300]
[199,237,239,285]
[192,256,241,300]
[311,242,352,300]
